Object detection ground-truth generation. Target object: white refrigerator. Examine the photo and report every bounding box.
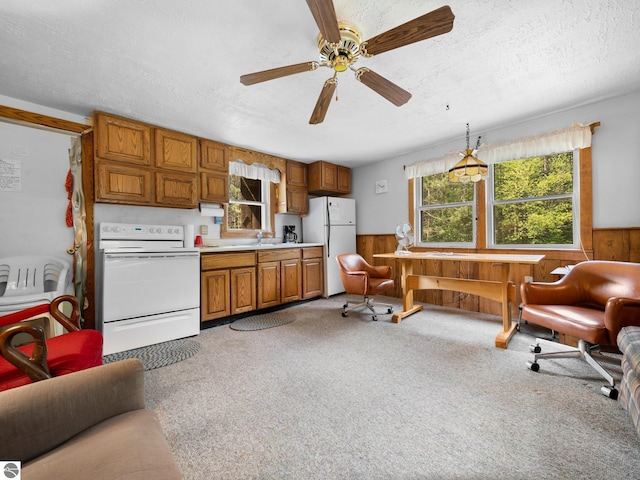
[302,196,357,297]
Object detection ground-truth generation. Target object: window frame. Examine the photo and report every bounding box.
[221,177,276,239]
[414,173,477,248]
[487,149,581,250]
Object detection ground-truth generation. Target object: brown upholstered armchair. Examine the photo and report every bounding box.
[336,253,395,321]
[520,260,640,398]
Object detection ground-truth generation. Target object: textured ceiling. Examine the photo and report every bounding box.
[1,0,639,168]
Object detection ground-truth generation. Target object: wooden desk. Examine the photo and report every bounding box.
[373,252,545,349]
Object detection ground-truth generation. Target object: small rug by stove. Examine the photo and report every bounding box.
[230,312,296,331]
[103,338,201,371]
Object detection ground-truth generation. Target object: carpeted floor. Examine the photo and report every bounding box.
[143,295,640,479]
[103,338,201,370]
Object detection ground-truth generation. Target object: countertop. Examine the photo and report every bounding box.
[198,242,324,253]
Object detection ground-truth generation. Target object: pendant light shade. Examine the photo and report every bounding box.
[448,124,487,183]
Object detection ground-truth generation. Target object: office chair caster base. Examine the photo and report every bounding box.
[387,308,393,314]
[601,385,618,400]
[372,315,378,321]
[341,312,348,317]
[526,361,540,372]
[529,344,542,354]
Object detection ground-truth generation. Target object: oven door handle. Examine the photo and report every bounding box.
[104,252,199,259]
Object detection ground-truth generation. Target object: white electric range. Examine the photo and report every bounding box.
[97,222,200,355]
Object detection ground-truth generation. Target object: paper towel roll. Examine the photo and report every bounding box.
[184,225,195,247]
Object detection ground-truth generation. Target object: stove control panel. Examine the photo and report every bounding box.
[100,222,185,241]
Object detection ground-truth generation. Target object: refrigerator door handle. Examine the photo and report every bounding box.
[326,201,331,257]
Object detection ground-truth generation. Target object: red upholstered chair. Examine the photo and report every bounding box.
[520,260,640,399]
[0,295,103,392]
[336,253,395,321]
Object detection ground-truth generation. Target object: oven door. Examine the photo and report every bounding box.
[102,250,199,323]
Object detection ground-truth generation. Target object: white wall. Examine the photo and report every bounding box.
[352,90,640,234]
[0,121,75,260]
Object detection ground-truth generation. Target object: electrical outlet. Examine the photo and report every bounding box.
[200,225,208,235]
[524,276,533,283]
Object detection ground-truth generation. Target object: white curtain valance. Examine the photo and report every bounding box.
[229,160,280,184]
[405,123,593,179]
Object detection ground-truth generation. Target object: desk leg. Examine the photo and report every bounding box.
[392,258,423,323]
[495,263,516,349]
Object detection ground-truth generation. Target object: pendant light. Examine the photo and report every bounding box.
[448,123,488,183]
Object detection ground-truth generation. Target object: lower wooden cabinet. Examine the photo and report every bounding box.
[302,247,323,299]
[201,252,256,322]
[257,248,301,308]
[201,246,322,323]
[230,267,256,314]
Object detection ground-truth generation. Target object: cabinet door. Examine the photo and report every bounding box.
[281,259,301,303]
[200,139,229,172]
[286,187,308,215]
[201,270,230,321]
[337,166,351,194]
[155,172,198,208]
[154,128,197,172]
[302,258,323,299]
[95,113,151,166]
[96,161,153,204]
[200,171,229,203]
[258,262,281,309]
[287,160,308,187]
[231,267,256,314]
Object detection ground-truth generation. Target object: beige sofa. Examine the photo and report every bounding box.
[0,358,181,479]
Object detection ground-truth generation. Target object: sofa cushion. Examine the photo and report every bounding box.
[618,326,640,372]
[23,409,181,480]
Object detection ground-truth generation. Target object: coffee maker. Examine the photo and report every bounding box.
[283,225,298,243]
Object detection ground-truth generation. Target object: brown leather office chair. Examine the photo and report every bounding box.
[336,253,395,321]
[520,260,640,398]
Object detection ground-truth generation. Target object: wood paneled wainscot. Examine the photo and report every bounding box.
[201,252,256,321]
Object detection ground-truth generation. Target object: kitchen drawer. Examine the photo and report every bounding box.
[258,248,300,263]
[302,246,323,259]
[201,252,256,270]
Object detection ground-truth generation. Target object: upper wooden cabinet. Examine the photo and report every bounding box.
[95,112,150,166]
[94,112,198,208]
[198,139,229,203]
[277,160,308,215]
[308,161,351,196]
[154,127,197,172]
[287,160,308,188]
[200,139,229,172]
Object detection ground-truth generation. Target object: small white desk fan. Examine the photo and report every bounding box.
[395,223,414,254]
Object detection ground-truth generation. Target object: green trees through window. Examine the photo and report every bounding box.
[418,172,475,244]
[417,151,576,248]
[492,152,574,245]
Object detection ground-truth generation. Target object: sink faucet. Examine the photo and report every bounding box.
[256,231,263,245]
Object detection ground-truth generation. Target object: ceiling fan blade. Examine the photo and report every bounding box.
[355,68,411,106]
[362,5,455,57]
[306,0,341,44]
[309,78,337,125]
[240,62,318,86]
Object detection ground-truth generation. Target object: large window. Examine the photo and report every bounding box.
[227,174,270,232]
[489,151,578,248]
[416,172,475,246]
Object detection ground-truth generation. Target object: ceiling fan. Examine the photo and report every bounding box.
[240,0,455,125]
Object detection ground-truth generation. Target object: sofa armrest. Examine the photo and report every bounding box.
[0,358,145,462]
